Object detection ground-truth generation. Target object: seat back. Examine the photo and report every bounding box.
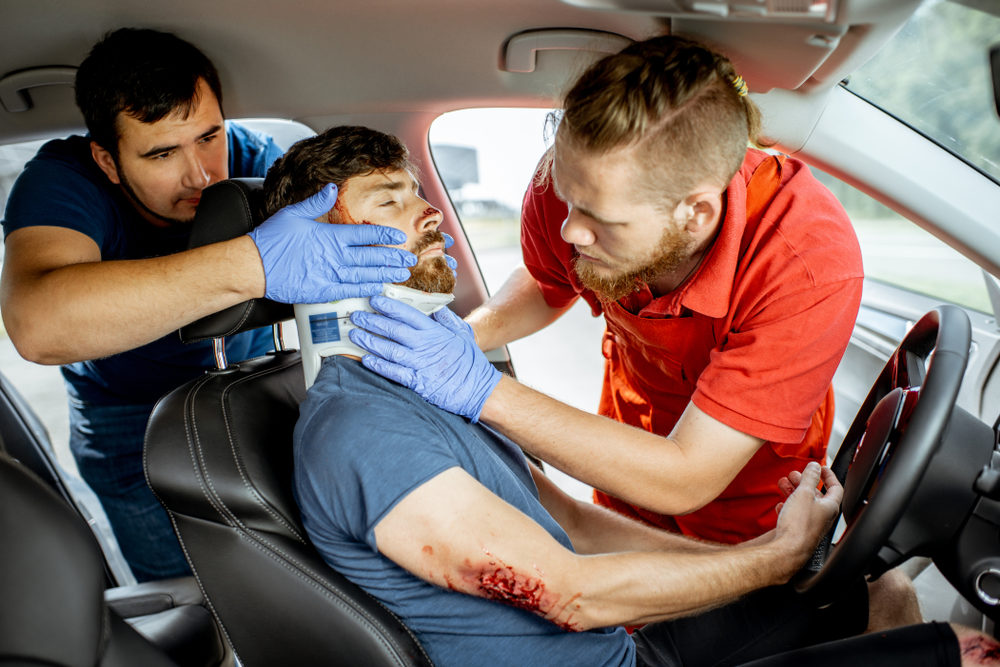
[0,367,75,511]
[0,452,179,667]
[0,366,128,586]
[143,179,433,667]
[0,374,227,666]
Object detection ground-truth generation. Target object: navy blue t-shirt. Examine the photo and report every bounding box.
[294,356,635,667]
[1,122,282,405]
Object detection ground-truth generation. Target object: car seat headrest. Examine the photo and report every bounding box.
[179,179,293,343]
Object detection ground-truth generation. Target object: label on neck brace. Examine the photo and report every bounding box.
[295,284,455,389]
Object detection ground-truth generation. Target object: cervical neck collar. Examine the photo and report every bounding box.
[294,283,455,389]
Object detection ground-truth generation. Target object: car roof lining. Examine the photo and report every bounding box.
[0,0,921,147]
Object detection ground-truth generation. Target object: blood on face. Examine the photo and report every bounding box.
[333,198,357,224]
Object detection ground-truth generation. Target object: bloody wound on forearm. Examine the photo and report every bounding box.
[962,635,1000,663]
[470,550,582,632]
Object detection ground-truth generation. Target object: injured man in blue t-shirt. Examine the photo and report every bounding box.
[273,125,982,667]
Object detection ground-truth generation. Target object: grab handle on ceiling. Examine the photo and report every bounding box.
[502,29,632,73]
[0,66,77,113]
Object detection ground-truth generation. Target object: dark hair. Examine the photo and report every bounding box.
[554,34,771,206]
[263,126,415,217]
[74,28,223,159]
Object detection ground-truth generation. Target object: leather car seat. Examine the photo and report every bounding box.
[0,373,226,667]
[144,179,433,666]
[0,451,180,667]
[0,370,78,516]
[0,368,120,582]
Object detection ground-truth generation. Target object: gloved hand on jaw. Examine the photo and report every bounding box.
[247,183,417,303]
[442,232,458,274]
[348,295,501,422]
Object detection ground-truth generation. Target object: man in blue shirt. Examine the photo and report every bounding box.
[0,29,417,581]
[280,126,980,667]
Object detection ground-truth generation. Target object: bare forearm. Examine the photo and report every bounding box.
[448,531,793,631]
[430,515,791,631]
[482,377,744,516]
[565,463,839,629]
[563,498,724,555]
[1,236,264,364]
[571,540,792,628]
[466,266,574,351]
[532,464,724,555]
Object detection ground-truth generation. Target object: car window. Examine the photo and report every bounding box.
[812,168,992,314]
[429,105,992,502]
[236,118,316,151]
[843,0,1000,184]
[0,138,48,220]
[430,109,553,294]
[430,108,602,501]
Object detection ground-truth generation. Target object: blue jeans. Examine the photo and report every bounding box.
[68,398,190,582]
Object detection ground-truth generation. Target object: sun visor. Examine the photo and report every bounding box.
[553,0,921,93]
[561,0,839,22]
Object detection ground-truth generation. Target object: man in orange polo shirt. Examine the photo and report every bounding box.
[509,147,854,544]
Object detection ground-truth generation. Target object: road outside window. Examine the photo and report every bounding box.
[839,0,997,313]
[814,169,991,314]
[845,0,1000,185]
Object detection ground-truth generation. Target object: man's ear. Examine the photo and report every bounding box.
[674,190,723,235]
[90,141,121,185]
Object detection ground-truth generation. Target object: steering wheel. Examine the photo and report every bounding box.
[795,305,971,601]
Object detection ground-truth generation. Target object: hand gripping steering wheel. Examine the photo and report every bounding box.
[795,306,971,601]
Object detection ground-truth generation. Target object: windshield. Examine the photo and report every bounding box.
[843,0,1000,183]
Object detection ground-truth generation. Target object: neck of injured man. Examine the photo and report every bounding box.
[294,284,454,389]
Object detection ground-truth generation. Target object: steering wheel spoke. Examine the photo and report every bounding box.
[898,348,926,388]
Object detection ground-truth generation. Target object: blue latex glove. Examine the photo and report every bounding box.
[442,232,458,274]
[348,295,501,422]
[247,184,417,303]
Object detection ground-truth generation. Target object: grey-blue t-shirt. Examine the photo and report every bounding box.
[294,356,635,667]
[1,122,280,405]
